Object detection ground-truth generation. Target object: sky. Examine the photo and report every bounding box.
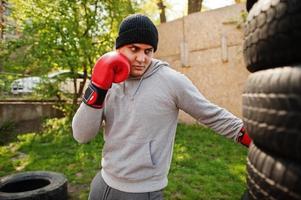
[203,0,236,9]
[165,0,236,21]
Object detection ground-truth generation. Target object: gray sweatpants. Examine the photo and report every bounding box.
[88,171,164,200]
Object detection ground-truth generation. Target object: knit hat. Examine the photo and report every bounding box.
[115,14,159,52]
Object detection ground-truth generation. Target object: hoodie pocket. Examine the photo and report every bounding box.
[102,139,157,181]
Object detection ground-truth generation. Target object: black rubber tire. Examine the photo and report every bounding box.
[0,171,68,200]
[246,0,258,12]
[247,143,301,200]
[242,66,301,162]
[243,0,301,72]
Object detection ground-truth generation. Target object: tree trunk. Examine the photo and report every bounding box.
[0,0,5,40]
[157,0,166,23]
[188,0,203,14]
[76,65,88,101]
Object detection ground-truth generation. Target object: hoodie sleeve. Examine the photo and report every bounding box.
[172,73,243,141]
[72,102,103,143]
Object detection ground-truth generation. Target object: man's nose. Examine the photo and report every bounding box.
[136,52,146,63]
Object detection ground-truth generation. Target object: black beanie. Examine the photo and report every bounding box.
[115,14,159,52]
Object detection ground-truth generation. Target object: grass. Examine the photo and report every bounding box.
[167,124,248,200]
[0,118,248,200]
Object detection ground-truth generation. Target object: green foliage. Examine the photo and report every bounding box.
[33,75,79,101]
[33,77,61,100]
[52,103,79,122]
[0,121,248,199]
[1,0,137,103]
[0,73,13,96]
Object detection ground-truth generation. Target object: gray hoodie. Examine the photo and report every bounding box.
[72,59,243,193]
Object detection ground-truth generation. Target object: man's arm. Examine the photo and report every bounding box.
[172,73,251,146]
[72,103,103,143]
[72,51,130,143]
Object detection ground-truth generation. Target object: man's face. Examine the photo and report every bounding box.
[117,43,154,78]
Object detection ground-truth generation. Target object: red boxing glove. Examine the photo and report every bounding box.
[238,127,252,148]
[83,51,130,108]
[92,51,130,90]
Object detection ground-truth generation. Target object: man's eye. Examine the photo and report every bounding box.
[130,47,137,52]
[145,49,153,55]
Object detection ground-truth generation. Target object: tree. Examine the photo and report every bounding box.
[2,0,137,106]
[0,0,8,72]
[0,0,5,40]
[188,0,203,14]
[157,0,166,23]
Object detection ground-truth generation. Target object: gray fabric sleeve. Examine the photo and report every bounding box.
[72,102,103,143]
[173,73,243,141]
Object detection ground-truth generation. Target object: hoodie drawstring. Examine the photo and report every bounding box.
[131,76,144,99]
[123,59,167,100]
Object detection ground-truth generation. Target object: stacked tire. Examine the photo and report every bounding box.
[242,0,301,199]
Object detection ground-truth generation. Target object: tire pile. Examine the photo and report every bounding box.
[242,0,301,199]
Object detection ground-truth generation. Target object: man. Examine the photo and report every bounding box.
[72,14,251,200]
